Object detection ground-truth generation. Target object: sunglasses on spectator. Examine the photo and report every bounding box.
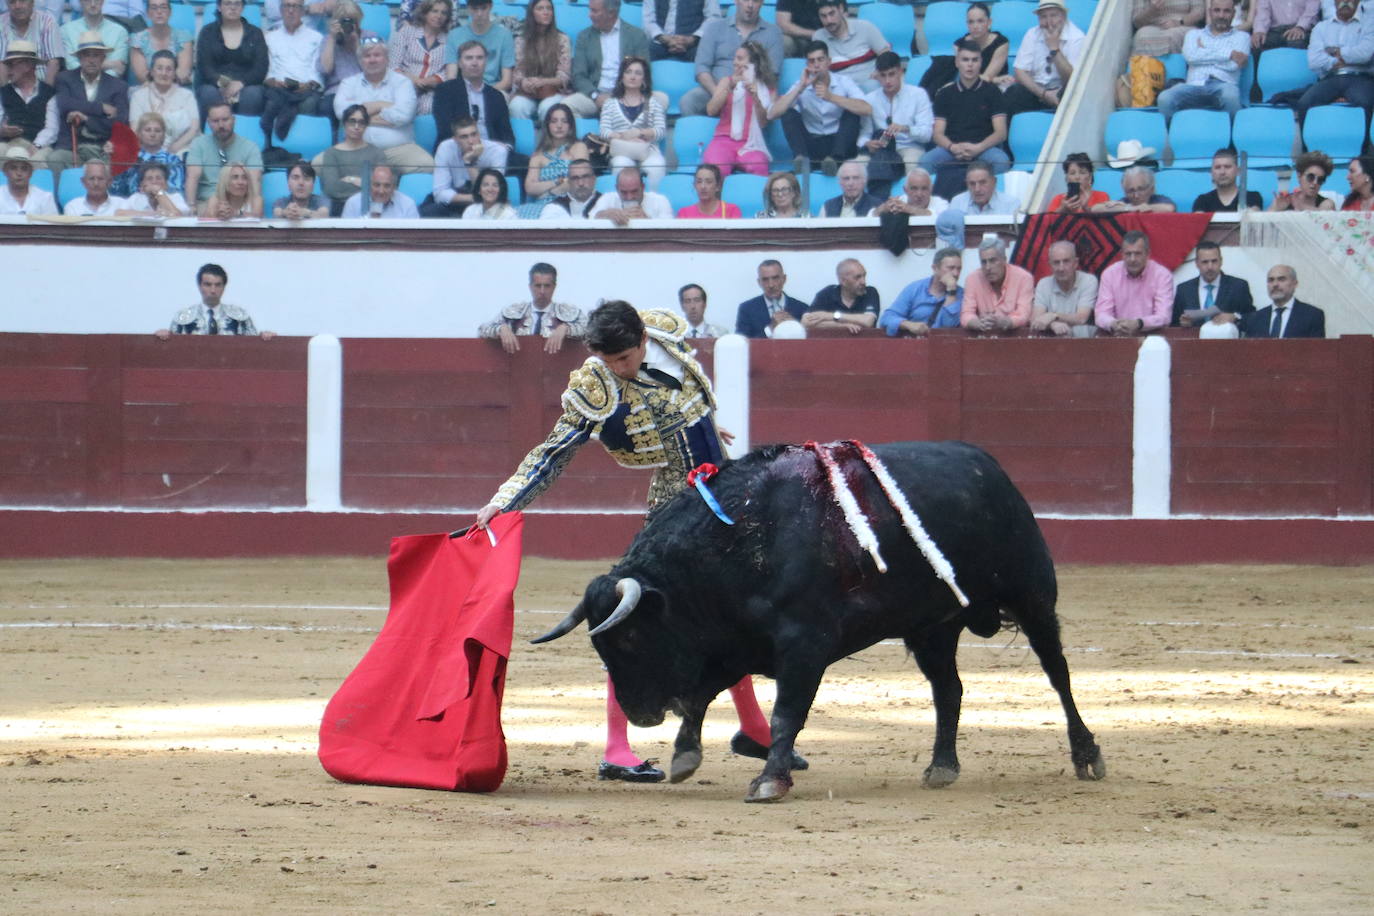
[1302,171,1327,184]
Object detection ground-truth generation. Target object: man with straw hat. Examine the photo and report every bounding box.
[0,147,59,215]
[0,0,64,85]
[61,0,130,78]
[0,40,57,164]
[50,30,130,173]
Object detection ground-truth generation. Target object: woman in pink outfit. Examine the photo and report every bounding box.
[702,41,775,177]
[677,163,741,219]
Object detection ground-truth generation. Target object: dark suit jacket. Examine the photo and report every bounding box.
[1171,272,1255,327]
[735,294,807,338]
[823,192,883,217]
[572,23,651,98]
[1239,299,1326,338]
[53,70,128,150]
[431,80,515,153]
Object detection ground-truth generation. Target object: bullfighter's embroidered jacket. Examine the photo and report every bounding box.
[169,302,258,335]
[477,300,588,339]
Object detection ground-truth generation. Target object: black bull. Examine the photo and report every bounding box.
[534,440,1106,802]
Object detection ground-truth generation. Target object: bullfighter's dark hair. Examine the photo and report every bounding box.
[529,262,557,281]
[586,301,644,354]
[198,263,228,284]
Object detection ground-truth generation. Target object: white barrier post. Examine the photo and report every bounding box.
[713,334,750,459]
[306,334,343,510]
[1132,335,1171,518]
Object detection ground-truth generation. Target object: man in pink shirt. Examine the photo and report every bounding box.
[1094,230,1175,336]
[961,237,1033,334]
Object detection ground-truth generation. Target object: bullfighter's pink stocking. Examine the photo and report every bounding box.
[728,676,772,746]
[603,675,645,767]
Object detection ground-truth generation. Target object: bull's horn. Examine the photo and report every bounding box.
[530,602,588,644]
[587,578,642,637]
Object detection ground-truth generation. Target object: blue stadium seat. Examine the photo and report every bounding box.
[242,3,261,26]
[1071,0,1098,33]
[904,54,932,88]
[1168,109,1231,169]
[658,172,698,212]
[993,1,1037,43]
[511,118,536,155]
[1104,109,1166,162]
[1303,104,1365,163]
[1244,168,1277,207]
[360,3,392,41]
[261,169,288,207]
[57,167,86,208]
[413,113,437,153]
[671,116,716,168]
[806,172,840,214]
[651,60,696,115]
[1008,111,1053,166]
[1155,169,1215,210]
[1097,168,1125,201]
[280,114,334,160]
[168,2,198,32]
[574,116,599,139]
[1159,53,1187,83]
[721,172,767,216]
[779,57,806,90]
[397,171,430,203]
[1255,47,1315,101]
[1324,167,1350,199]
[557,4,591,38]
[1232,107,1297,169]
[506,174,522,204]
[595,173,616,194]
[921,1,967,55]
[858,2,915,55]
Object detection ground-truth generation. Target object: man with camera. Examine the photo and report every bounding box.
[261,0,324,145]
[317,0,373,124]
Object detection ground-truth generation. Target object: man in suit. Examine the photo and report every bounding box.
[736,258,807,337]
[50,31,128,173]
[565,0,654,117]
[432,41,515,159]
[1232,265,1326,338]
[822,158,883,216]
[1172,240,1255,327]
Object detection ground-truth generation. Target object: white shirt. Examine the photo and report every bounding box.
[638,338,685,384]
[788,70,866,136]
[1182,25,1251,85]
[540,193,599,219]
[862,83,933,150]
[1014,21,1087,90]
[334,70,418,149]
[1308,14,1374,77]
[266,22,324,84]
[341,190,421,218]
[598,22,622,95]
[65,193,127,216]
[461,201,518,219]
[899,193,949,216]
[0,183,58,215]
[123,190,192,214]
[589,189,675,220]
[949,188,1021,215]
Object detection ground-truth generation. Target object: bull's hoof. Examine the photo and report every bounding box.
[730,731,810,771]
[670,749,702,784]
[1075,751,1107,781]
[745,774,792,803]
[922,765,960,789]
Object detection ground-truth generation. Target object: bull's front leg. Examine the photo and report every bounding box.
[907,620,964,788]
[745,663,823,804]
[669,699,709,783]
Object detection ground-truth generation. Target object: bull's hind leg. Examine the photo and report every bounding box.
[1018,607,1106,781]
[907,620,964,788]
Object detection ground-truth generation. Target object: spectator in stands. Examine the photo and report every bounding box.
[920,39,1010,201]
[600,56,668,190]
[479,262,588,352]
[875,166,948,216]
[196,0,269,118]
[676,161,738,217]
[813,0,889,84]
[111,111,184,197]
[433,41,516,162]
[1344,153,1374,210]
[1222,264,1326,337]
[62,0,129,79]
[521,102,588,216]
[117,159,192,214]
[342,161,421,217]
[1004,0,1086,117]
[318,102,382,214]
[199,161,263,218]
[963,2,1013,86]
[129,50,199,154]
[1094,165,1178,212]
[156,263,273,339]
[387,0,450,117]
[463,165,518,219]
[271,160,331,218]
[1296,0,1374,127]
[736,258,808,337]
[770,39,871,173]
[540,156,602,218]
[51,32,130,173]
[99,0,147,34]
[1192,147,1263,211]
[1131,0,1204,56]
[424,116,491,216]
[645,0,719,62]
[509,0,573,120]
[703,40,775,177]
[948,160,1020,214]
[1155,0,1250,123]
[803,257,879,334]
[860,51,932,184]
[0,0,63,86]
[879,246,964,336]
[756,169,807,217]
[1046,152,1110,212]
[1171,239,1254,326]
[1095,230,1174,336]
[336,36,435,174]
[961,237,1032,334]
[64,159,125,215]
[185,102,263,207]
[822,158,882,215]
[0,41,56,163]
[1269,150,1336,210]
[591,165,675,223]
[566,0,651,116]
[260,0,325,145]
[0,146,57,214]
[1250,0,1316,53]
[776,0,822,58]
[679,283,729,336]
[1030,240,1098,336]
[444,0,513,92]
[683,0,784,116]
[129,0,193,86]
[319,1,375,122]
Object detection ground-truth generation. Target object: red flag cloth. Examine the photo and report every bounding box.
[318,513,523,792]
[1012,212,1213,282]
[108,122,140,177]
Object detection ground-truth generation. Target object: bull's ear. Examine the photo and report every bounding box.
[530,602,588,644]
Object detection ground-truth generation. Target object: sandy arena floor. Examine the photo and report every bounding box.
[1,557,1372,913]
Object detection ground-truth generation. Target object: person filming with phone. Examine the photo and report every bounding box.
[1045,151,1108,213]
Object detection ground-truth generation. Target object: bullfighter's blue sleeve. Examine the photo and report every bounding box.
[491,408,596,512]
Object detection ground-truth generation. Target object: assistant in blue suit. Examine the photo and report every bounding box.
[735,259,808,337]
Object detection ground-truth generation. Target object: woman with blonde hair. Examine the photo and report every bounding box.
[756,170,806,218]
[703,41,775,177]
[599,55,666,190]
[510,0,573,120]
[200,162,264,218]
[111,111,187,198]
[387,0,452,115]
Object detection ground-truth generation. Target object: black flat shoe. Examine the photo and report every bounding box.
[730,731,809,771]
[597,760,665,783]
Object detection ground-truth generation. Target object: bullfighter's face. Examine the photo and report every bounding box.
[594,332,649,381]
